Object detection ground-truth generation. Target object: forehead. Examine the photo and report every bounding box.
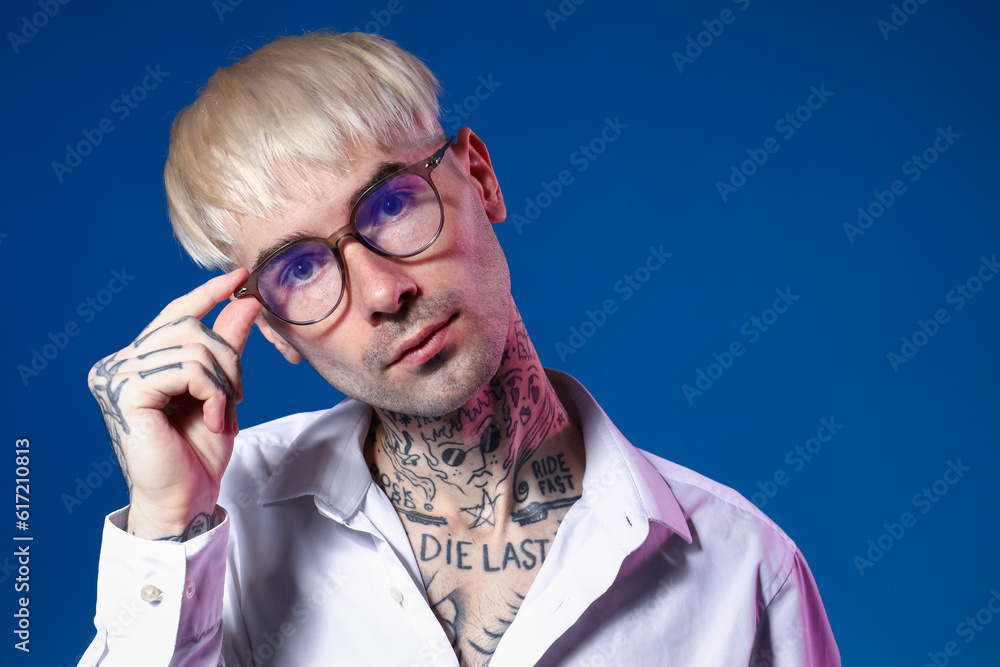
[234,137,443,270]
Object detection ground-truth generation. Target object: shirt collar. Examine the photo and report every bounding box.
[257,398,373,520]
[257,369,692,544]
[547,370,692,546]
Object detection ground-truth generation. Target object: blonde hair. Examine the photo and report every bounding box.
[164,31,442,269]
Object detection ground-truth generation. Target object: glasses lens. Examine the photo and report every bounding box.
[356,173,442,255]
[258,241,342,323]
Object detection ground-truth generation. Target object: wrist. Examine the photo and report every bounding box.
[126,502,219,541]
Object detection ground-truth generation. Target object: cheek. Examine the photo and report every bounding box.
[279,317,366,374]
[442,196,510,288]
[294,337,373,397]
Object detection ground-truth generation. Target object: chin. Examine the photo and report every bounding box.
[358,324,507,418]
[322,290,512,417]
[402,340,505,417]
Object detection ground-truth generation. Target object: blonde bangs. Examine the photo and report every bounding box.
[164,31,442,269]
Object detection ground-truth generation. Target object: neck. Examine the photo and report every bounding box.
[365,309,583,536]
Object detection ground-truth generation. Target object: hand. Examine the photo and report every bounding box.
[87,269,261,540]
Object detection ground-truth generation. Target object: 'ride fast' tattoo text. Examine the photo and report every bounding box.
[365,316,585,667]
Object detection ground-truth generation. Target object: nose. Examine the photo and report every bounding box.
[338,237,418,325]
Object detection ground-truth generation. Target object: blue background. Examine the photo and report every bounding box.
[1,0,998,665]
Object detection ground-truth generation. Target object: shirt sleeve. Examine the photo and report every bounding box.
[750,549,841,667]
[78,507,234,667]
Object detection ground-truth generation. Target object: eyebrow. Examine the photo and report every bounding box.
[250,160,407,269]
[347,161,407,211]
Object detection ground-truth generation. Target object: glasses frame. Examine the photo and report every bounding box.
[233,136,456,325]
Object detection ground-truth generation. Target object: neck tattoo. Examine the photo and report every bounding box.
[365,316,580,530]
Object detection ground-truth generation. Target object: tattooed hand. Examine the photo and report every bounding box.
[87,269,261,541]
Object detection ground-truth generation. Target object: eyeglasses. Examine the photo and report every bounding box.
[234,136,455,325]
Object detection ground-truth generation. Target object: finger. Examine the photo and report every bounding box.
[139,269,251,342]
[122,361,233,434]
[213,295,263,357]
[128,343,237,403]
[224,393,239,435]
[127,319,247,403]
[212,297,262,404]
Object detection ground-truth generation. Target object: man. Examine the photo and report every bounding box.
[80,31,840,666]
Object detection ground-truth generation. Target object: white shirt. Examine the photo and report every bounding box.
[79,370,840,666]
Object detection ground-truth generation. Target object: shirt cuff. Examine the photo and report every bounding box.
[94,506,230,664]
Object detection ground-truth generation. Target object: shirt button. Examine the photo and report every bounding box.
[140,585,163,603]
[184,580,196,599]
[389,587,404,604]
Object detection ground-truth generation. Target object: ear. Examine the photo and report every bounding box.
[254,313,303,364]
[453,127,506,224]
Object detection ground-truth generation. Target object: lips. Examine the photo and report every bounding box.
[389,313,456,367]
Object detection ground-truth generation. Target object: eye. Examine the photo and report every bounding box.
[269,244,332,288]
[357,173,429,231]
[256,241,342,323]
[379,192,406,218]
[282,257,318,285]
[355,173,439,254]
[363,183,416,228]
